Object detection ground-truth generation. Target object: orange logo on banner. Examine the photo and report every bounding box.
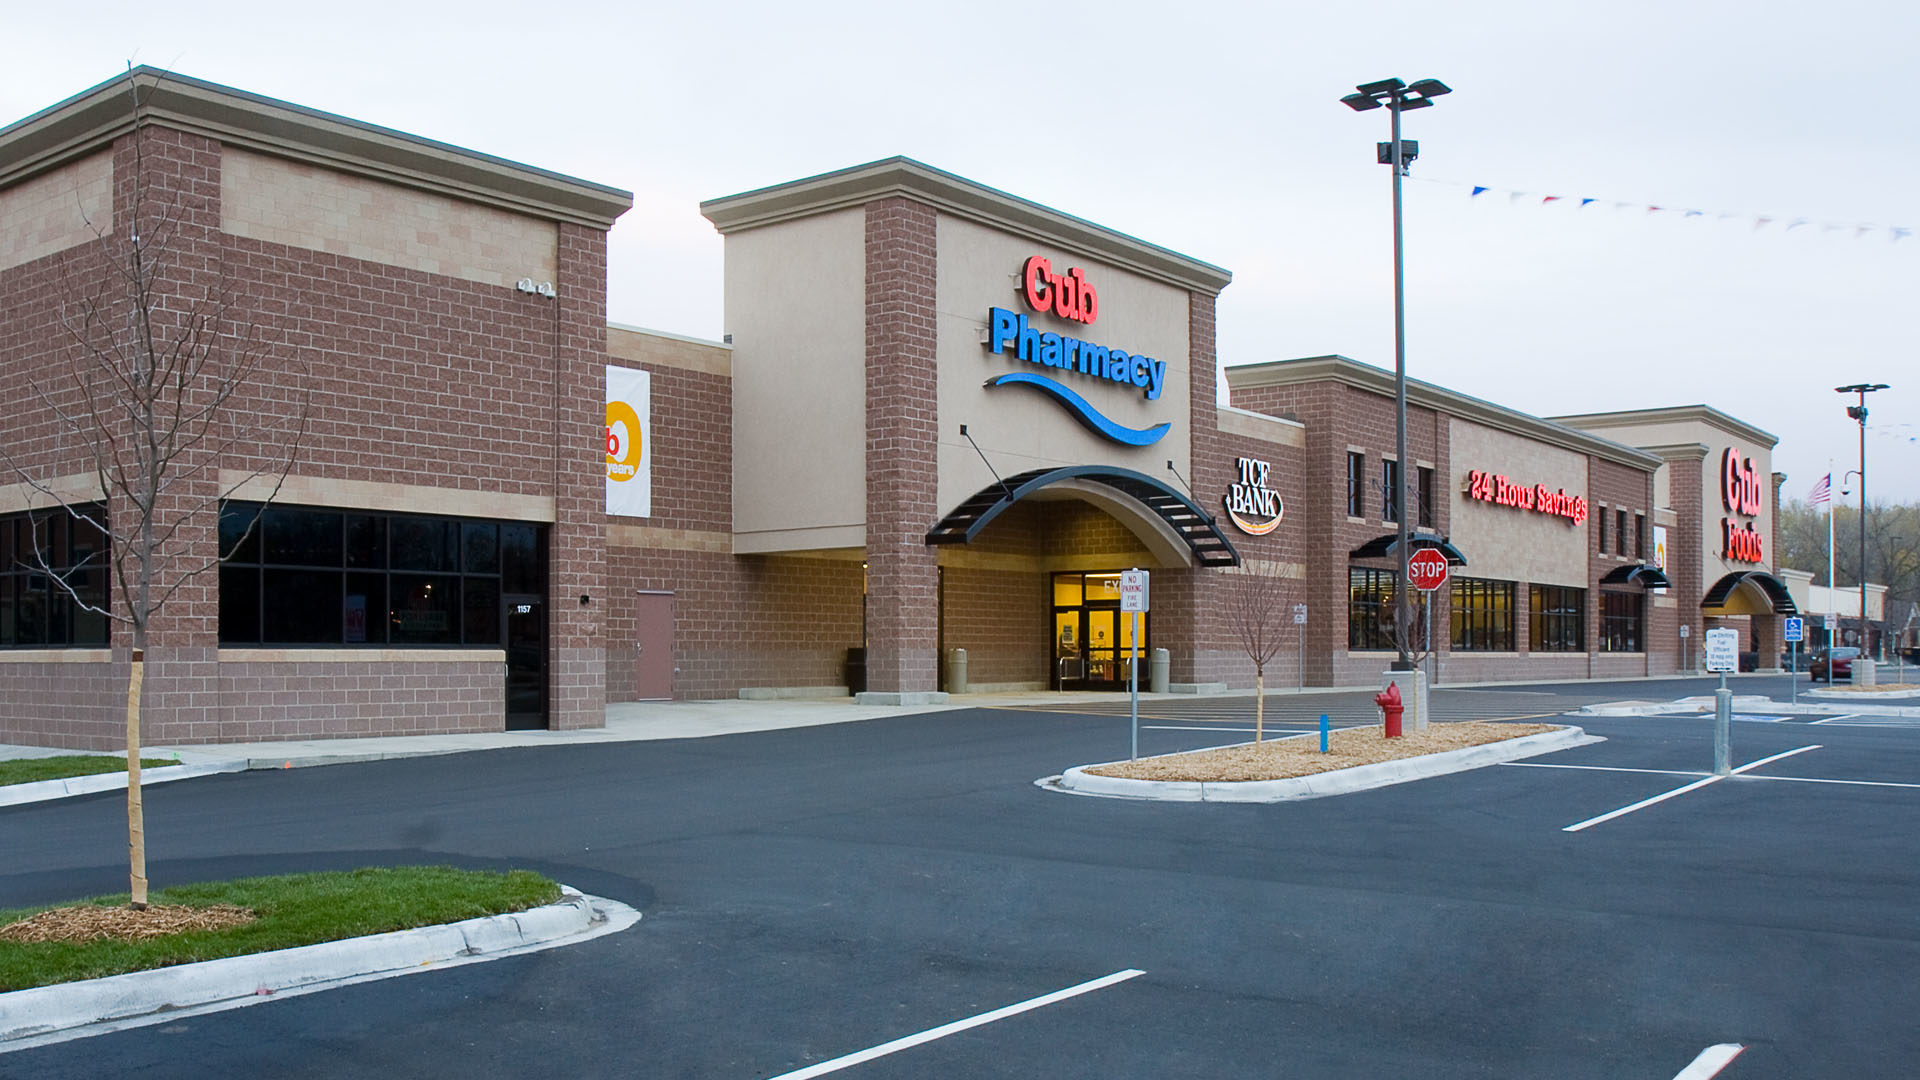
[606,400,642,482]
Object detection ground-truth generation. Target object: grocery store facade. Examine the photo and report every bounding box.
[0,71,1796,747]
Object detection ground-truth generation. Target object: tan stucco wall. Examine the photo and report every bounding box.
[724,207,866,552]
[0,152,111,272]
[1557,415,1775,586]
[934,215,1192,516]
[220,147,557,287]
[1448,417,1590,587]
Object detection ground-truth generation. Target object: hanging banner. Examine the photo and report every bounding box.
[606,365,651,518]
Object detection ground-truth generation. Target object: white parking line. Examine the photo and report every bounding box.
[1809,714,1858,724]
[1563,746,1821,832]
[1672,1043,1745,1078]
[761,969,1146,1080]
[1510,760,1920,791]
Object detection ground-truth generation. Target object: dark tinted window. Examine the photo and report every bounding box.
[391,518,456,572]
[0,506,110,648]
[263,507,343,566]
[221,503,537,649]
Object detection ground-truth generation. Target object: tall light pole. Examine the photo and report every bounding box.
[1838,382,1890,657]
[1342,76,1451,669]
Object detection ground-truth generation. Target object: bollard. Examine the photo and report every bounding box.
[1374,683,1404,738]
[1320,713,1330,753]
[1149,648,1170,694]
[945,648,967,695]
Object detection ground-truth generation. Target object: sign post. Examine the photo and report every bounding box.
[1407,549,1449,690]
[1293,603,1308,691]
[1120,569,1149,761]
[1704,627,1739,776]
[1784,616,1805,706]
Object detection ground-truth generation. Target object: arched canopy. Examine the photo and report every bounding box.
[1349,532,1467,566]
[1701,571,1797,615]
[1600,563,1673,589]
[925,466,1240,568]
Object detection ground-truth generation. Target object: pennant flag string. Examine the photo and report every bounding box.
[1411,175,1910,242]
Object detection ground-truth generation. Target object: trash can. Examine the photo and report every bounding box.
[1150,648,1170,694]
[845,647,866,695]
[945,648,968,694]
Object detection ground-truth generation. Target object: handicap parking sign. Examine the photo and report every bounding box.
[1784,616,1804,643]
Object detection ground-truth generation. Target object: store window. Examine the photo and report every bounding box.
[1348,567,1397,650]
[1346,453,1365,518]
[1634,513,1647,559]
[1417,466,1435,529]
[1597,507,1608,554]
[1382,458,1401,523]
[0,507,110,647]
[1615,508,1629,556]
[1528,585,1586,652]
[219,503,544,647]
[1600,591,1644,652]
[1451,577,1516,652]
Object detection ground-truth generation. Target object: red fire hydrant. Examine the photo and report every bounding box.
[1375,682,1404,739]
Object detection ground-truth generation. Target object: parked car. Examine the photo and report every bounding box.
[1809,646,1861,681]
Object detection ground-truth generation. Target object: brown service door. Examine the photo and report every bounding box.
[635,591,674,700]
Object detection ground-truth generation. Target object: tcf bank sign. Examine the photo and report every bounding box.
[1721,448,1765,563]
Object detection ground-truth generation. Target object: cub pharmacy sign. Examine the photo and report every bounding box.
[606,365,651,517]
[982,255,1171,447]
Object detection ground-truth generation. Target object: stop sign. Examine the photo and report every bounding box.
[1407,547,1450,592]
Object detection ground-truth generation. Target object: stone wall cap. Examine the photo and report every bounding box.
[700,156,1232,295]
[0,67,633,230]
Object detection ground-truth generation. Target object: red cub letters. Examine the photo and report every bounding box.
[1021,255,1098,324]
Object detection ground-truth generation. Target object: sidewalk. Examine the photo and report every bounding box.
[6,676,1914,801]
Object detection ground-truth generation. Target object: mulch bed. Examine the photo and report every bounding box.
[0,904,256,944]
[1083,721,1563,783]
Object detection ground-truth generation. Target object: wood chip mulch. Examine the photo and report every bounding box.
[1083,721,1563,783]
[0,904,256,944]
[1819,683,1919,693]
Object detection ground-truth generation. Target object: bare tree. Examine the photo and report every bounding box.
[3,73,305,908]
[1223,558,1300,741]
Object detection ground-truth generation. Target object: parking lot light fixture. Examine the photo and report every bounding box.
[1341,75,1451,669]
[1837,383,1890,657]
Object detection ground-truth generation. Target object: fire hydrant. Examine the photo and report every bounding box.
[1375,682,1404,739]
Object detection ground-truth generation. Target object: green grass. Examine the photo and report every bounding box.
[0,866,562,991]
[0,756,176,787]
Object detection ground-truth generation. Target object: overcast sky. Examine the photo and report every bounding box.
[9,0,1917,508]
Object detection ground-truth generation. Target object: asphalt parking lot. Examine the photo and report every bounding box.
[3,683,1916,1078]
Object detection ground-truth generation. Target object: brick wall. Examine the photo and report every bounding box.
[0,124,613,745]
[862,198,940,694]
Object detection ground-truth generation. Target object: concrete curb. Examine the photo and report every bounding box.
[0,761,249,808]
[0,886,640,1052]
[1040,726,1602,803]
[1577,697,1920,719]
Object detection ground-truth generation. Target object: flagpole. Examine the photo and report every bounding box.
[1826,460,1836,660]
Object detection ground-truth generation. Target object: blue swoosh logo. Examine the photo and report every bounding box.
[985,373,1171,447]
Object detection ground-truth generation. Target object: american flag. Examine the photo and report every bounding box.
[1809,473,1831,508]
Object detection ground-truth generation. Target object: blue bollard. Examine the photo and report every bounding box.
[1320,713,1329,753]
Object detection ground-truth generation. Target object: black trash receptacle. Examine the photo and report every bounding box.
[845,647,867,695]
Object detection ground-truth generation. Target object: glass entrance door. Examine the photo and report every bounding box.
[504,595,546,730]
[1052,572,1147,691]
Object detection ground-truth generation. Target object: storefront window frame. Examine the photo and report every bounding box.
[1349,567,1398,651]
[1528,584,1586,653]
[1600,590,1644,652]
[1450,576,1516,652]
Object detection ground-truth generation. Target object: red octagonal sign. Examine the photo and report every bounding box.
[1407,547,1450,592]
